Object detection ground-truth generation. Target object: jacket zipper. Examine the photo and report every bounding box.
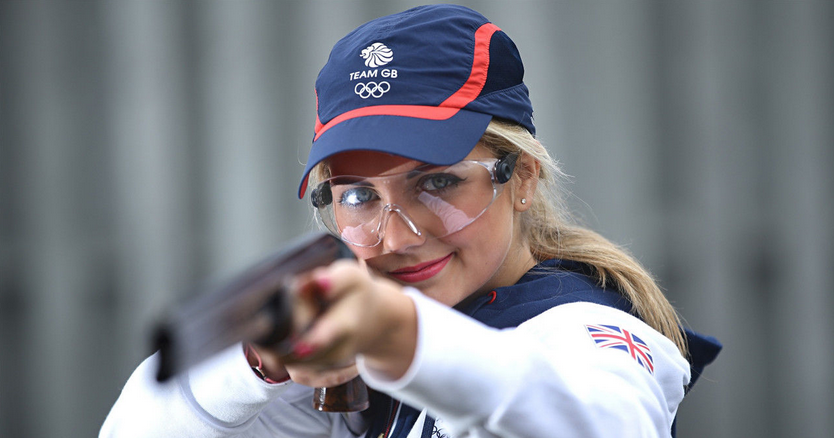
[378,399,401,438]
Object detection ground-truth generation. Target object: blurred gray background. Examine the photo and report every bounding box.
[1,1,831,437]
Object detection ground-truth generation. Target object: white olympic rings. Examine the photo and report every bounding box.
[354,81,391,99]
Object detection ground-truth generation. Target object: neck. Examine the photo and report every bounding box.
[454,239,537,310]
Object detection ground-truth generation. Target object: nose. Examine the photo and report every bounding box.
[379,205,425,253]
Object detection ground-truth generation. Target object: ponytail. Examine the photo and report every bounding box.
[481,120,688,356]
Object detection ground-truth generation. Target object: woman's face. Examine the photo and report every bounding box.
[326,144,536,306]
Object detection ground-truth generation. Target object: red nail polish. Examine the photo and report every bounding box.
[293,342,316,359]
[314,277,331,293]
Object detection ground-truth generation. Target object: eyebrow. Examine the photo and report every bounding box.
[330,162,448,184]
[331,176,372,186]
[406,163,444,180]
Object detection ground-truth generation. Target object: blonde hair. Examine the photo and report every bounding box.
[481,119,687,356]
[309,119,687,356]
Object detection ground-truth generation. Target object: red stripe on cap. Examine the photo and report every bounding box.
[299,176,309,199]
[300,106,458,198]
[314,105,460,141]
[312,22,501,142]
[440,23,499,108]
[314,90,323,133]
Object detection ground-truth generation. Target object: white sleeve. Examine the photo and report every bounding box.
[99,343,346,438]
[357,290,691,438]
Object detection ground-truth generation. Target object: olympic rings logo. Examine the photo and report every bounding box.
[354,81,391,99]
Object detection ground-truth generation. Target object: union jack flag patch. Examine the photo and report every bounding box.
[585,324,654,374]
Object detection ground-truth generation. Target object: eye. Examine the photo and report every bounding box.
[339,186,378,207]
[419,173,464,191]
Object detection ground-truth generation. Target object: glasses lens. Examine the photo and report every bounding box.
[314,159,501,247]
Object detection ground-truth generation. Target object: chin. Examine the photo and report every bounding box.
[423,280,477,307]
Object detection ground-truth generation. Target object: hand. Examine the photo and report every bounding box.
[246,342,358,387]
[253,259,418,384]
[284,363,359,388]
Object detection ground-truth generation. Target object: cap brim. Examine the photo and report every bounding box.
[298,109,492,198]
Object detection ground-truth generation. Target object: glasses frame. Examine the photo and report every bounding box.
[310,153,519,247]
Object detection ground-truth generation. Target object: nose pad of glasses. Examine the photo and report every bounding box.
[378,204,422,240]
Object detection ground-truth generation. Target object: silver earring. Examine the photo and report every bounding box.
[521,198,527,205]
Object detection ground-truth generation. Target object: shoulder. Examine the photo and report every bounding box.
[519,302,677,355]
[466,260,632,328]
[520,302,691,406]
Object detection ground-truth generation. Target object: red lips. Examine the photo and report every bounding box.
[388,253,453,283]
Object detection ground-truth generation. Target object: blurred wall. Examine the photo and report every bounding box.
[0,1,831,437]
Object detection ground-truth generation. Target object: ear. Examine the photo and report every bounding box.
[513,152,540,212]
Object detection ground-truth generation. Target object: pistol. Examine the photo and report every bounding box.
[152,232,369,412]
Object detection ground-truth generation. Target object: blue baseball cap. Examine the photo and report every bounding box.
[298,4,535,198]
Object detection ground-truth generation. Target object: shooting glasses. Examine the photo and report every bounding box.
[310,153,519,247]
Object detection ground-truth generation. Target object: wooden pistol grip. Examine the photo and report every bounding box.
[313,376,369,412]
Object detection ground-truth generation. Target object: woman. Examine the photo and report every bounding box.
[101,5,720,438]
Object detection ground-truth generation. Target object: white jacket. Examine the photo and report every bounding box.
[100,290,690,438]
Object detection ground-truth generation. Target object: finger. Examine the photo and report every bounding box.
[290,260,402,365]
[308,259,368,301]
[288,262,354,327]
[288,273,329,334]
[285,312,355,366]
[286,272,370,363]
[285,363,358,388]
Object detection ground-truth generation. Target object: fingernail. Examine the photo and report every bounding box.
[293,341,316,359]
[314,276,331,293]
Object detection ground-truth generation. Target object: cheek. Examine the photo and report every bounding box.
[349,246,377,260]
[471,192,516,246]
[445,197,516,277]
